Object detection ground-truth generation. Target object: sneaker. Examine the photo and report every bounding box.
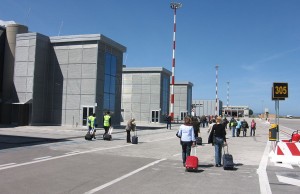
[183,163,186,167]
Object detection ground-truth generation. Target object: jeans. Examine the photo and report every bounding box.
[167,122,171,129]
[242,127,247,136]
[181,141,192,164]
[214,137,224,165]
[250,128,255,136]
[232,126,236,137]
[126,130,131,142]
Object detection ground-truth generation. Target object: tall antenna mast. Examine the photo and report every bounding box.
[215,64,219,116]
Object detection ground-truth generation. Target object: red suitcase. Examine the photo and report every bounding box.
[185,147,198,172]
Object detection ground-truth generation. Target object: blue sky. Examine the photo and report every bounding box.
[1,0,300,116]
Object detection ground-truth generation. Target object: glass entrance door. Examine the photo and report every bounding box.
[82,107,94,126]
[151,110,159,123]
[180,111,188,121]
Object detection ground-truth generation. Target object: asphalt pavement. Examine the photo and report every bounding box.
[0,118,299,194]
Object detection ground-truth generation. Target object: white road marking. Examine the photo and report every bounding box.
[0,163,16,167]
[33,156,52,161]
[0,144,133,171]
[64,151,81,155]
[0,136,175,171]
[172,153,181,157]
[277,175,300,187]
[257,141,272,194]
[84,158,167,194]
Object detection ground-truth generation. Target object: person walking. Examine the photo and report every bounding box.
[103,111,111,138]
[250,119,256,136]
[207,119,216,134]
[192,116,200,138]
[88,113,97,139]
[166,114,172,130]
[236,119,242,137]
[176,116,196,167]
[241,119,249,137]
[125,118,136,143]
[229,117,237,137]
[208,116,227,167]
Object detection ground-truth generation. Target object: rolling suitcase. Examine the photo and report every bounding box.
[85,132,93,140]
[185,146,198,172]
[223,145,234,170]
[85,129,94,140]
[103,127,113,141]
[196,137,202,145]
[132,128,138,144]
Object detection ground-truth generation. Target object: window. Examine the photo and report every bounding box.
[104,53,117,112]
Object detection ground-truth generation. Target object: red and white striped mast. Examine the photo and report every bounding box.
[170,2,182,120]
[215,64,219,116]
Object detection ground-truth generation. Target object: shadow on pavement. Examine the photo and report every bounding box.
[0,135,70,150]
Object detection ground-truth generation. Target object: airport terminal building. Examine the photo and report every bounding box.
[0,24,126,126]
[121,67,171,123]
[173,82,193,122]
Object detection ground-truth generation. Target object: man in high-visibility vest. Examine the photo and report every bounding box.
[103,111,111,138]
[88,113,97,139]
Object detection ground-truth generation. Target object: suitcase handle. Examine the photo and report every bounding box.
[193,144,197,156]
[223,143,229,154]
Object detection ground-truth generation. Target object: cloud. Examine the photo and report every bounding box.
[0,19,16,27]
[253,47,300,65]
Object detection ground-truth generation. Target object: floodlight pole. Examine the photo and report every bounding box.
[215,64,219,116]
[170,2,182,120]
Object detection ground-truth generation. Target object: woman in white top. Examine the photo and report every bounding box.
[177,116,196,167]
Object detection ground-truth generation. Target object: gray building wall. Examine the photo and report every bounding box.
[11,33,126,126]
[192,99,223,117]
[1,24,28,124]
[0,26,5,122]
[13,33,50,124]
[122,67,171,123]
[173,82,193,121]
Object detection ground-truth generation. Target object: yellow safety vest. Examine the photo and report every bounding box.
[103,115,111,127]
[88,116,95,127]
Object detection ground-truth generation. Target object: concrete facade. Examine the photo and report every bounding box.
[121,67,171,123]
[173,82,193,121]
[8,32,126,126]
[192,99,223,117]
[0,26,5,121]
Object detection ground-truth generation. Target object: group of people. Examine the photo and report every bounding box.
[87,111,136,143]
[228,118,256,137]
[87,111,112,139]
[177,116,227,167]
[177,115,257,167]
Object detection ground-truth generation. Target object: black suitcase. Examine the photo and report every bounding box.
[223,145,234,170]
[103,134,112,141]
[196,137,202,145]
[132,129,138,144]
[85,132,93,140]
[103,127,113,141]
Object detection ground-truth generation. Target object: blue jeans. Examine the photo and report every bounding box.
[232,126,236,137]
[167,122,171,129]
[214,137,224,165]
[181,141,192,164]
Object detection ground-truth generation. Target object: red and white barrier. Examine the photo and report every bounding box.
[269,141,300,164]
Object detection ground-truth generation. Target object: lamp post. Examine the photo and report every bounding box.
[170,2,182,121]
